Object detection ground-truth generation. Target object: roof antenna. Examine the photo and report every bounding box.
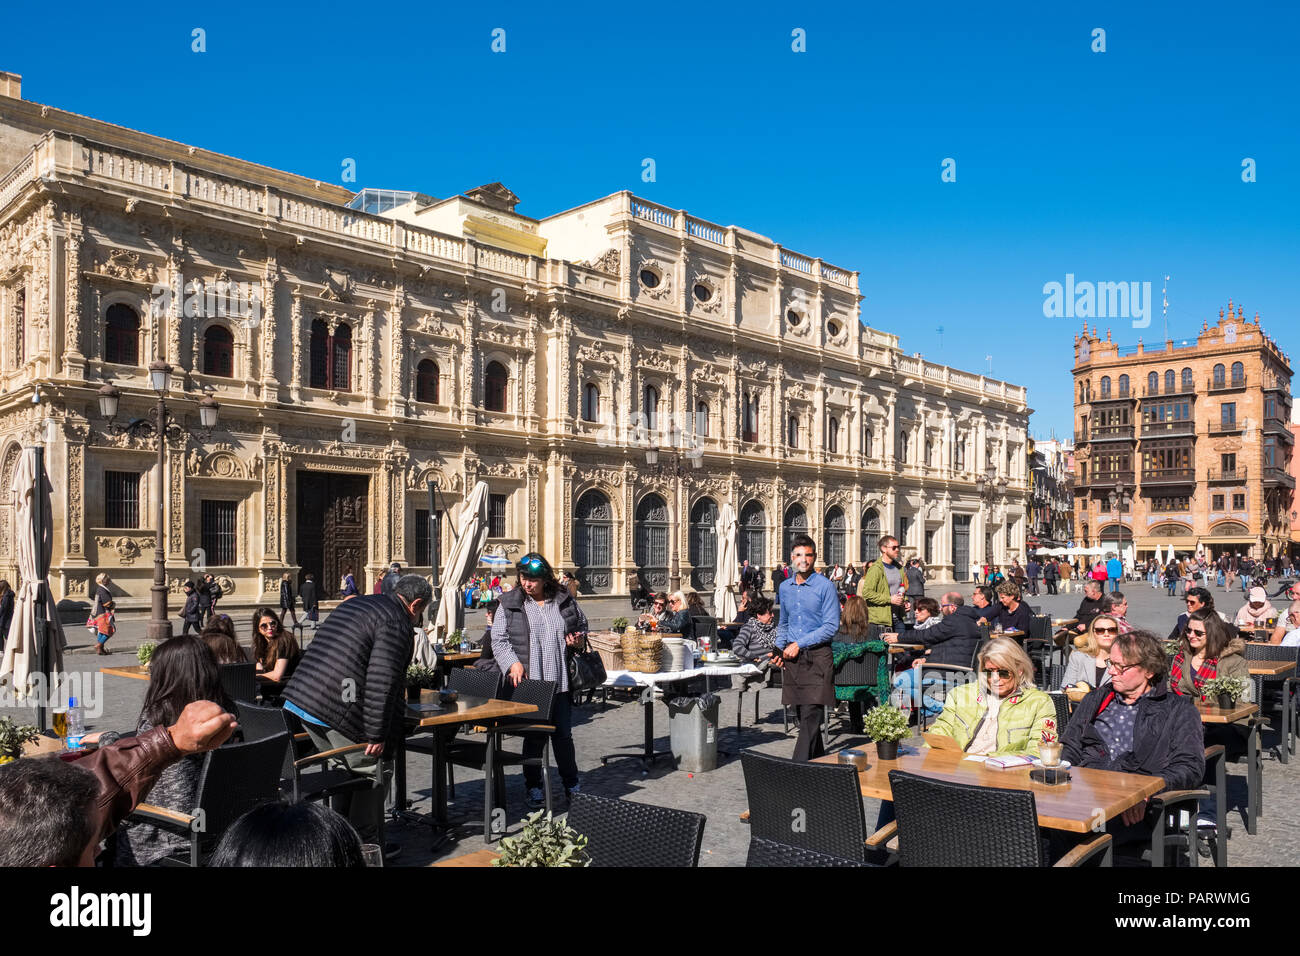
[1162,275,1170,342]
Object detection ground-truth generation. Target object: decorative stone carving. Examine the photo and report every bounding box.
[320,268,354,302]
[95,249,157,283]
[579,248,621,275]
[689,274,722,313]
[638,259,672,300]
[95,534,156,566]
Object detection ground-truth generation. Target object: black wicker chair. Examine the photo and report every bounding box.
[746,836,875,867]
[219,662,257,703]
[129,733,289,866]
[740,750,868,863]
[1025,615,1055,686]
[1242,642,1298,762]
[233,700,375,806]
[1046,692,1071,737]
[887,769,1112,867]
[566,792,705,866]
[915,629,986,733]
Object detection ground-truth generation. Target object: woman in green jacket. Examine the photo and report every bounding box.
[930,637,1056,757]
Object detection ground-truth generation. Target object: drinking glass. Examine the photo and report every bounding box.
[360,844,384,867]
[51,707,68,748]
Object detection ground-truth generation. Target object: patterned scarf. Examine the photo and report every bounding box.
[1168,651,1218,699]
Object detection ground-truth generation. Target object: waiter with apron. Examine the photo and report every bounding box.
[772,534,842,761]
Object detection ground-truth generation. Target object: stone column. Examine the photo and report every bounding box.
[260,258,279,398]
[63,222,86,376]
[289,290,304,401]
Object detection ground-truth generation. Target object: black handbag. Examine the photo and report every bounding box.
[567,634,607,691]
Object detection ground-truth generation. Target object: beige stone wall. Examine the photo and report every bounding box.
[0,114,1032,609]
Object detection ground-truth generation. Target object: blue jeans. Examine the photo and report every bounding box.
[1167,580,1177,596]
[893,667,966,718]
[1108,577,1120,593]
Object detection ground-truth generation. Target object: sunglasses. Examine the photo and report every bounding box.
[516,554,549,576]
[258,622,277,631]
[1094,626,1118,634]
[982,668,1013,680]
[1186,627,1206,636]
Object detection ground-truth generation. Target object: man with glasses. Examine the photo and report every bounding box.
[1060,630,1205,851]
[772,534,840,761]
[858,535,907,628]
[638,593,669,628]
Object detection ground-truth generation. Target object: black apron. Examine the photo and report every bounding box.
[781,643,834,707]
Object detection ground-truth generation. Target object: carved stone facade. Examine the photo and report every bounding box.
[0,88,1031,605]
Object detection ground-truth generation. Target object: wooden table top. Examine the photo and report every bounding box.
[887,643,925,652]
[1065,686,1089,703]
[814,742,1165,833]
[406,692,536,729]
[430,848,500,867]
[442,651,482,663]
[1248,661,1295,676]
[1196,702,1259,724]
[100,665,150,680]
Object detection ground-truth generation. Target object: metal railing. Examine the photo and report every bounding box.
[1207,467,1247,482]
[1141,468,1196,484]
[1207,376,1247,392]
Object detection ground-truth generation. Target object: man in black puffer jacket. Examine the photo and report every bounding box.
[884,592,981,668]
[1061,629,1205,855]
[282,575,431,839]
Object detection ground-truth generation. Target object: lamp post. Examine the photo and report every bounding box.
[644,438,703,593]
[1107,481,1130,570]
[98,363,219,643]
[975,468,1009,564]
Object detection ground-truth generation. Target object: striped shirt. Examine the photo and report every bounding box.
[492,596,570,693]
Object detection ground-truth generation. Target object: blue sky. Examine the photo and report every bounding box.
[4,0,1296,437]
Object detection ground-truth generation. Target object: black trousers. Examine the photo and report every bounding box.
[793,705,826,762]
[1046,579,1058,595]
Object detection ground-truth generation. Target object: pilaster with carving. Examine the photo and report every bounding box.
[260,256,279,396]
[363,302,377,413]
[262,441,283,562]
[65,424,88,560]
[289,290,304,401]
[526,460,540,553]
[389,285,406,416]
[168,446,186,559]
[64,215,86,375]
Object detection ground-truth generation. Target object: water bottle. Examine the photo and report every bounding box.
[66,697,86,751]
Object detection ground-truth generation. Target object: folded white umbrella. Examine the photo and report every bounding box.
[712,502,739,624]
[0,448,66,708]
[434,481,490,639]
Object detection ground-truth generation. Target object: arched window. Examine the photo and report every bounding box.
[1181,367,1193,391]
[582,382,600,422]
[484,361,508,412]
[1118,374,1129,397]
[105,304,140,365]
[899,430,910,463]
[782,503,808,558]
[202,325,233,377]
[309,320,352,390]
[689,497,718,590]
[1164,369,1175,393]
[738,500,766,567]
[642,384,659,432]
[823,506,846,566]
[861,508,881,563]
[827,416,839,453]
[695,401,709,437]
[787,415,799,449]
[1100,376,1111,398]
[863,426,874,458]
[572,489,613,594]
[742,393,759,443]
[1231,361,1244,386]
[1148,371,1158,394]
[634,493,670,591]
[416,359,440,404]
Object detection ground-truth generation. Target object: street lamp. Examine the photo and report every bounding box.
[644,439,702,593]
[1107,481,1130,568]
[98,365,219,642]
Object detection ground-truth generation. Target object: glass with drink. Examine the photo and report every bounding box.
[52,707,69,746]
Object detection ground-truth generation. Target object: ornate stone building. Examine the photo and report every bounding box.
[0,73,1029,609]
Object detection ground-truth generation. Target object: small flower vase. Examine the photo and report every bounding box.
[875,739,900,761]
[1217,693,1234,710]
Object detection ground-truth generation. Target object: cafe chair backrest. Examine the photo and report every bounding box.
[740,751,867,862]
[889,769,1045,866]
[566,792,706,867]
[219,662,257,702]
[193,733,290,843]
[448,667,501,700]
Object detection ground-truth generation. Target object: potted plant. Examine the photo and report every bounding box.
[611,617,629,633]
[1202,676,1247,710]
[861,704,910,760]
[137,642,157,670]
[0,716,41,764]
[447,629,464,653]
[1162,638,1182,658]
[405,664,438,701]
[492,810,590,867]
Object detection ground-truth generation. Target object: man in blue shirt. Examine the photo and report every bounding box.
[1106,554,1123,594]
[774,534,842,761]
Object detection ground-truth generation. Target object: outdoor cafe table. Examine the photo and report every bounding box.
[814,742,1165,834]
[599,659,761,769]
[100,665,150,681]
[436,650,482,687]
[1246,659,1295,765]
[396,692,538,829]
[1248,661,1295,677]
[1197,701,1263,834]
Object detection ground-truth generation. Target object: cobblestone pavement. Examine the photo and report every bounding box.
[13,575,1299,866]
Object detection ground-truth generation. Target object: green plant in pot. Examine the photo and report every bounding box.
[492,810,590,867]
[611,617,629,632]
[0,716,41,764]
[447,629,464,652]
[861,704,910,760]
[405,664,438,700]
[1202,676,1247,711]
[137,642,157,669]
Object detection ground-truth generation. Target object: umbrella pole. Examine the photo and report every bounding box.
[427,480,440,628]
[31,443,48,732]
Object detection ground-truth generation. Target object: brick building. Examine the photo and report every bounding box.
[1072,309,1294,561]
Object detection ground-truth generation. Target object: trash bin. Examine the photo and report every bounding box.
[666,692,721,772]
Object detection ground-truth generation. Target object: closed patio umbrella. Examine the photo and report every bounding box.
[712,502,739,624]
[0,447,66,726]
[433,481,490,640]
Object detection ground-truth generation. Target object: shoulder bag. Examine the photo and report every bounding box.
[567,633,607,691]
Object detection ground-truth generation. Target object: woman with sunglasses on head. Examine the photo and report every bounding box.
[1167,586,1229,642]
[1062,615,1119,691]
[928,637,1056,756]
[252,606,302,689]
[490,553,589,809]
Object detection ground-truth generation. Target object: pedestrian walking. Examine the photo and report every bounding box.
[202,573,223,624]
[279,572,299,627]
[179,580,203,636]
[340,566,359,600]
[1043,557,1058,595]
[1026,557,1041,596]
[301,572,319,627]
[773,534,841,762]
[381,562,402,596]
[89,573,115,655]
[282,575,431,842]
